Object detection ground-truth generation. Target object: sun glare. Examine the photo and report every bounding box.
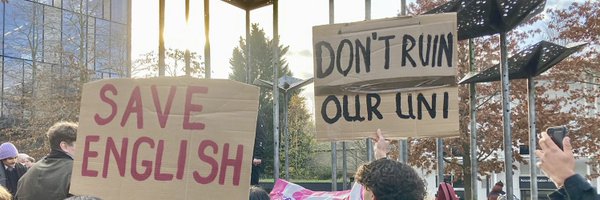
[163,0,204,52]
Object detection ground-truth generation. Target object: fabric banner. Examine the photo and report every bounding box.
[270,179,363,200]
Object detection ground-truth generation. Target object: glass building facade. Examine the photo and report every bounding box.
[0,0,130,118]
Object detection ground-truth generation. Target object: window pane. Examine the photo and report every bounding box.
[36,0,53,5]
[62,10,84,67]
[87,0,103,18]
[87,17,96,71]
[34,63,53,95]
[0,3,3,55]
[110,22,127,76]
[4,1,35,59]
[94,18,110,74]
[2,58,24,117]
[111,0,127,24]
[43,6,62,64]
[63,0,85,13]
[54,0,62,7]
[23,61,34,118]
[103,0,110,20]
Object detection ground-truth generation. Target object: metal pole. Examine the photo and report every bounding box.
[469,39,479,200]
[365,0,371,20]
[184,0,191,76]
[400,140,408,163]
[158,0,165,76]
[437,138,444,184]
[500,32,514,199]
[365,0,374,162]
[398,0,409,165]
[329,0,337,191]
[203,0,211,79]
[246,10,251,83]
[127,0,132,78]
[342,142,348,189]
[272,0,280,181]
[528,77,538,200]
[332,142,337,191]
[400,0,406,15]
[284,92,290,180]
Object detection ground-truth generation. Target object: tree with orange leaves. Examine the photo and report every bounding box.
[405,1,599,199]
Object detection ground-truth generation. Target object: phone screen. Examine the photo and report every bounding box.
[547,126,567,151]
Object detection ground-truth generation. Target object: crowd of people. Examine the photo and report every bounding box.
[0,120,598,200]
[0,121,82,200]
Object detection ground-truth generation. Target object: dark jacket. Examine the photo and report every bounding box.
[487,185,505,200]
[0,162,27,196]
[253,116,266,160]
[16,150,73,200]
[548,174,600,200]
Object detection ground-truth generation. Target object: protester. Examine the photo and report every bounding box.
[249,185,269,200]
[16,153,34,168]
[436,182,459,200]
[16,121,78,200]
[487,181,506,200]
[354,129,427,200]
[251,115,267,185]
[64,195,102,200]
[536,131,600,200]
[0,142,27,197]
[24,157,35,168]
[0,186,11,200]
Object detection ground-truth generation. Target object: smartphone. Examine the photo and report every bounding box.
[546,126,568,150]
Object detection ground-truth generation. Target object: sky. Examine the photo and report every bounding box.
[130,0,574,116]
[131,0,412,115]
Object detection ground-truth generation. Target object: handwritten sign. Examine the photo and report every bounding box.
[313,13,459,140]
[71,78,259,200]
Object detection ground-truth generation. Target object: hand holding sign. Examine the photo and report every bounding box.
[252,159,262,166]
[371,129,390,159]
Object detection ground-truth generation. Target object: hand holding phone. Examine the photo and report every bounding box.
[546,126,568,151]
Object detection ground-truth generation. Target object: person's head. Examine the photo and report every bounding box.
[24,156,36,168]
[17,153,33,167]
[17,153,29,163]
[47,121,78,155]
[249,186,269,200]
[0,186,11,200]
[355,159,426,200]
[64,195,102,200]
[0,142,19,168]
[492,181,504,192]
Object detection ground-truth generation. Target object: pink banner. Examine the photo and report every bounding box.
[269,179,363,200]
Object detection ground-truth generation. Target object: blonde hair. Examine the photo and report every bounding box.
[0,186,12,200]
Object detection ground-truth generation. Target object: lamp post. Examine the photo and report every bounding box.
[254,76,313,180]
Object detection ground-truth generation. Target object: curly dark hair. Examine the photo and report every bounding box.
[355,158,426,200]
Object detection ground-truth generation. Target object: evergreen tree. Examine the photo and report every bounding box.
[229,24,315,179]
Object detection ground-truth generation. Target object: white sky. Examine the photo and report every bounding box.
[131,0,571,116]
[131,0,410,115]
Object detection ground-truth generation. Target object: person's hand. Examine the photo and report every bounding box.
[371,129,390,159]
[535,131,576,188]
[253,159,262,166]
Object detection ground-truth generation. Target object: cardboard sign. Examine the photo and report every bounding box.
[313,13,459,140]
[71,77,259,200]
